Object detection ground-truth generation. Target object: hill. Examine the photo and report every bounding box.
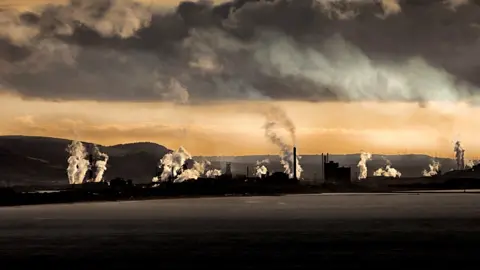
[0,136,169,186]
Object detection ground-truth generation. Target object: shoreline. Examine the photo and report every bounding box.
[2,183,480,208]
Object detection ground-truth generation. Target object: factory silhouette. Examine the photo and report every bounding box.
[77,140,480,191]
[2,141,480,207]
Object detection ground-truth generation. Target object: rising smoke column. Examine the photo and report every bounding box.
[66,140,90,185]
[254,158,270,177]
[422,160,441,177]
[453,141,476,169]
[92,145,109,182]
[357,152,372,180]
[261,106,302,179]
[205,169,222,178]
[465,159,476,169]
[175,159,207,182]
[454,141,465,170]
[373,159,402,178]
[201,159,223,178]
[152,146,222,183]
[153,146,192,182]
[175,159,222,181]
[175,166,201,182]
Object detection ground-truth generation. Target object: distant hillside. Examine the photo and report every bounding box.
[0,136,169,186]
[108,142,169,157]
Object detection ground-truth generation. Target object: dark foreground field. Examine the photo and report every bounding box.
[1,193,480,268]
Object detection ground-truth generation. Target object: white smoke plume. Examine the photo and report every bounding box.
[199,159,223,178]
[254,158,270,177]
[454,141,465,170]
[92,145,109,183]
[263,121,302,179]
[77,156,90,184]
[66,140,90,185]
[373,159,402,178]
[152,146,222,183]
[422,160,441,177]
[153,146,192,182]
[261,106,302,179]
[173,159,221,182]
[465,159,475,169]
[175,167,201,182]
[205,169,222,178]
[357,151,372,180]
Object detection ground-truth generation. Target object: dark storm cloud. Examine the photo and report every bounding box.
[0,0,480,103]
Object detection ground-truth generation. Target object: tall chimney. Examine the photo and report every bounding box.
[321,153,324,181]
[246,166,249,177]
[293,146,297,180]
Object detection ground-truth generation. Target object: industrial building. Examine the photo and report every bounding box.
[321,153,352,184]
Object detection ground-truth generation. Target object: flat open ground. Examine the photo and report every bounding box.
[1,193,480,268]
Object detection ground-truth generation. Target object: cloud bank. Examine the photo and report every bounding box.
[1,0,480,104]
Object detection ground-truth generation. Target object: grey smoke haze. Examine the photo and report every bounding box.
[1,0,480,103]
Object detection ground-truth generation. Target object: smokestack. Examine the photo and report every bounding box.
[327,153,329,163]
[293,146,297,181]
[225,162,232,175]
[321,153,325,181]
[246,166,249,177]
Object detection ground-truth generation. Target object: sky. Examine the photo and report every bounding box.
[1,0,480,158]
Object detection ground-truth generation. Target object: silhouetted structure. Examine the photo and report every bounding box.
[259,171,295,185]
[293,146,297,180]
[0,187,15,196]
[323,153,351,184]
[110,177,134,191]
[225,162,232,177]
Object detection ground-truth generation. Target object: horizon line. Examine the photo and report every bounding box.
[0,134,462,159]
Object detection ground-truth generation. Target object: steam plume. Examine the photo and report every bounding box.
[357,151,371,180]
[254,158,270,177]
[261,106,302,179]
[205,169,222,178]
[153,146,192,182]
[66,140,89,184]
[422,160,441,177]
[175,166,201,182]
[92,145,109,182]
[465,159,476,168]
[373,159,402,178]
[152,146,222,183]
[454,141,465,170]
